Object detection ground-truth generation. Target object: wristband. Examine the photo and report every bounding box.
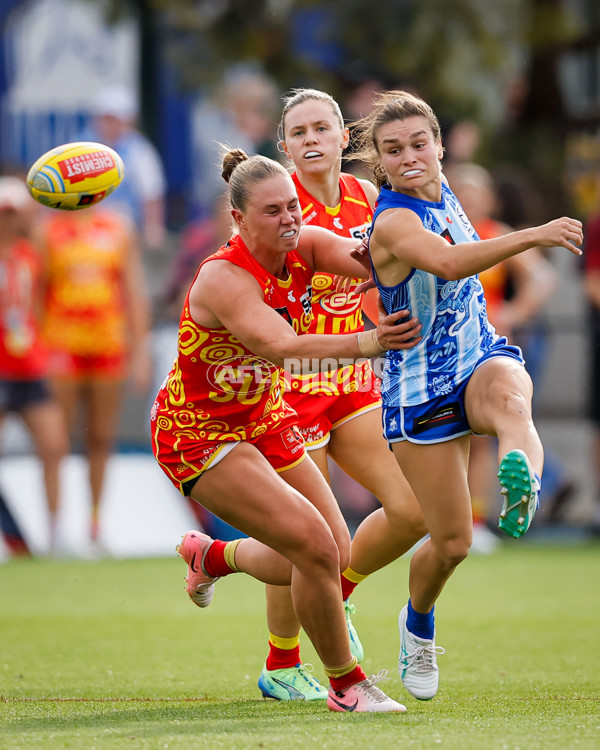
[357,329,385,358]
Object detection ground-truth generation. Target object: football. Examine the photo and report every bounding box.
[26,141,124,210]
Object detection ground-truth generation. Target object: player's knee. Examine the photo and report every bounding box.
[435,536,470,569]
[499,389,531,419]
[294,523,341,577]
[484,372,532,420]
[334,528,352,572]
[86,433,113,456]
[386,502,427,541]
[38,434,69,464]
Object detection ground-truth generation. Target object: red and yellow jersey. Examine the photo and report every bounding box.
[288,171,373,395]
[0,238,48,379]
[474,218,509,326]
[152,234,314,465]
[41,210,130,358]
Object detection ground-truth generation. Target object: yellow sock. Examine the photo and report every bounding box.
[342,567,369,584]
[324,656,357,679]
[341,566,369,600]
[223,539,242,572]
[269,632,300,650]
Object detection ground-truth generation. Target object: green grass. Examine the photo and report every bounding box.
[1,542,599,749]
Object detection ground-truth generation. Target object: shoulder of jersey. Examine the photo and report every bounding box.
[26,141,124,211]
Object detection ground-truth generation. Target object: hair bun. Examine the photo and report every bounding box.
[222,149,249,183]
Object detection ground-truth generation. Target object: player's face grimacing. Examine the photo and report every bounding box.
[375,115,444,201]
[282,100,349,175]
[232,174,303,256]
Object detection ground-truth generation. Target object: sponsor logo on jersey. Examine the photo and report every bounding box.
[319,292,362,315]
[281,425,303,454]
[349,221,371,240]
[302,210,318,224]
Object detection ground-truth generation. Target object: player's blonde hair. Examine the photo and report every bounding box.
[278,88,345,142]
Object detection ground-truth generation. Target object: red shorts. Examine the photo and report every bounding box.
[285,382,381,449]
[152,411,306,495]
[47,350,126,380]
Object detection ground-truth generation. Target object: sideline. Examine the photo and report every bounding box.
[0,453,195,559]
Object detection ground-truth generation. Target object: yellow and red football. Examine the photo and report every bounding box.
[26,141,124,210]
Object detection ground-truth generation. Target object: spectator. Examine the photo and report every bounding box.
[443,120,483,167]
[38,204,152,551]
[0,176,68,554]
[191,64,281,216]
[83,86,167,253]
[493,166,577,522]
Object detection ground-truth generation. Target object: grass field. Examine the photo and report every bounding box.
[1,541,599,749]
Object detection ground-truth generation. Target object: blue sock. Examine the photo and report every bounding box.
[407,599,435,640]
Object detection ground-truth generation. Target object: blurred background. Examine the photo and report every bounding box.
[1,0,599,557]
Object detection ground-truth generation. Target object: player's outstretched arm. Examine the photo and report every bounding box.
[373,210,583,283]
[191,260,421,368]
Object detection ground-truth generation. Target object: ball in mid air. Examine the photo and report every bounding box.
[26,141,124,210]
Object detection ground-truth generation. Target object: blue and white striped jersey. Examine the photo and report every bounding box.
[371,182,499,406]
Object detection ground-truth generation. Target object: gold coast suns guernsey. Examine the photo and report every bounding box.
[151,234,314,468]
[287,172,372,395]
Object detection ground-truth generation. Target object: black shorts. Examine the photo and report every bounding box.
[0,378,52,414]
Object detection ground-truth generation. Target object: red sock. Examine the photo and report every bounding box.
[341,573,358,601]
[329,665,366,693]
[266,642,300,670]
[203,539,236,578]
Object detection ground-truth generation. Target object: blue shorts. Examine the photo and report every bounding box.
[382,342,524,445]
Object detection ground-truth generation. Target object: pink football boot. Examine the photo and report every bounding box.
[327,670,407,713]
[176,530,219,608]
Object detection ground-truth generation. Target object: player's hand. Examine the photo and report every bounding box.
[376,302,422,351]
[353,277,377,294]
[536,217,583,255]
[349,236,370,270]
[333,274,358,294]
[347,237,376,293]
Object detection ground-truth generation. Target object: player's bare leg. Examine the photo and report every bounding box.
[392,436,471,699]
[183,443,406,711]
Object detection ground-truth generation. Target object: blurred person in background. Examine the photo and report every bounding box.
[38,204,152,551]
[0,176,68,554]
[445,162,557,548]
[340,73,388,181]
[493,167,577,523]
[191,64,282,218]
[82,86,167,253]
[583,208,600,533]
[442,120,483,169]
